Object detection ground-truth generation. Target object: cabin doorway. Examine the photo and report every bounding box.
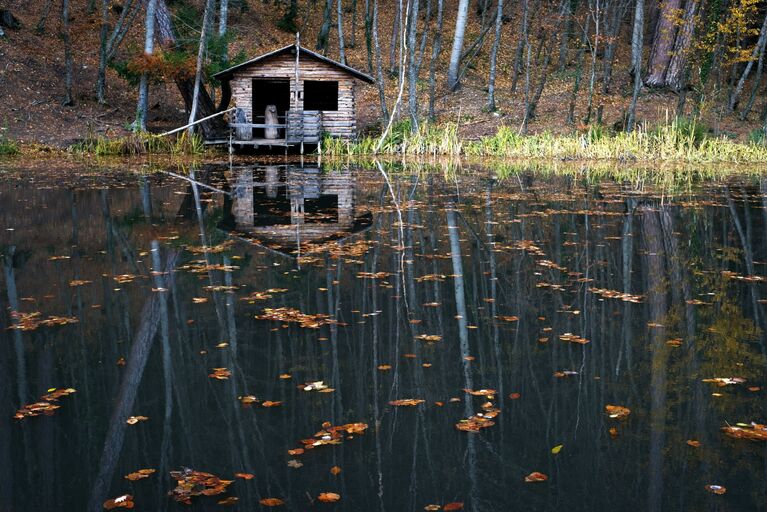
[252,79,291,139]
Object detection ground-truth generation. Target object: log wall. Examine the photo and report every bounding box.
[229,53,357,140]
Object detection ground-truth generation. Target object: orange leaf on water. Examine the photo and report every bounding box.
[443,503,464,511]
[103,494,134,509]
[525,472,548,483]
[317,492,341,503]
[259,497,285,506]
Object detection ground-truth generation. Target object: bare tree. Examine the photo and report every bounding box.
[428,0,444,119]
[627,0,644,131]
[645,0,681,87]
[447,0,471,89]
[407,0,421,128]
[730,11,767,111]
[188,0,216,133]
[337,0,347,64]
[373,0,389,121]
[487,0,504,111]
[61,0,74,106]
[134,0,158,130]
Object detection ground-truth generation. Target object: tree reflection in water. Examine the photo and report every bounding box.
[0,162,765,511]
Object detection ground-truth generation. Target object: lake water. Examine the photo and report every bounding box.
[0,161,765,512]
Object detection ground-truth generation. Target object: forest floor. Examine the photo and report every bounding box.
[1,0,765,150]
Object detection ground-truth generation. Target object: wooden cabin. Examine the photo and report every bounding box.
[209,42,374,151]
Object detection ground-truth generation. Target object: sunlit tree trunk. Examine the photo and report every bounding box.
[487,0,504,111]
[447,0,470,89]
[627,0,644,131]
[337,0,347,64]
[665,0,697,92]
[407,0,421,128]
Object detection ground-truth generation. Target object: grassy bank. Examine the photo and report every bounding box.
[67,131,205,156]
[323,118,767,163]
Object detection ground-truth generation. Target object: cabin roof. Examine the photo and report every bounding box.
[213,44,375,83]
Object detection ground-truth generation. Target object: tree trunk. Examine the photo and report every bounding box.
[153,0,227,138]
[365,0,373,72]
[627,0,644,131]
[337,0,347,64]
[373,0,389,121]
[447,0,470,90]
[351,0,358,47]
[135,0,158,131]
[61,0,74,106]
[558,0,576,71]
[567,18,590,124]
[96,0,110,103]
[317,0,334,51]
[428,0,444,118]
[583,0,600,124]
[219,0,229,62]
[645,0,681,87]
[487,0,504,111]
[730,10,767,111]
[601,0,630,93]
[188,0,215,133]
[521,0,531,133]
[510,0,528,93]
[665,0,698,92]
[408,0,421,128]
[389,0,402,73]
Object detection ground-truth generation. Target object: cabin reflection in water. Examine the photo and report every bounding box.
[222,165,372,257]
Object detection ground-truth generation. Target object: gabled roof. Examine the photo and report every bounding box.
[213,43,375,83]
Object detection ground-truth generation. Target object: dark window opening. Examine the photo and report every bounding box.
[252,79,291,138]
[304,195,339,224]
[303,81,338,111]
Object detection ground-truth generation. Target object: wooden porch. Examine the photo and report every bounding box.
[204,108,322,151]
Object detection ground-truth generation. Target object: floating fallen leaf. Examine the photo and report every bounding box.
[259,497,285,506]
[389,399,426,406]
[234,472,254,480]
[239,395,258,406]
[215,342,229,348]
[559,333,590,345]
[256,307,335,329]
[721,423,767,441]
[287,459,303,468]
[463,389,496,397]
[495,315,519,322]
[8,311,78,331]
[169,468,233,504]
[666,338,683,347]
[279,373,292,379]
[605,405,631,420]
[125,469,155,481]
[424,505,441,511]
[218,497,239,505]
[702,377,746,387]
[456,413,497,432]
[551,444,563,454]
[116,357,126,366]
[415,334,442,342]
[262,401,282,408]
[443,503,464,511]
[126,416,148,425]
[509,393,521,400]
[288,448,305,455]
[317,492,341,503]
[240,288,287,301]
[609,427,618,438]
[103,494,134,509]
[705,484,726,495]
[377,364,392,371]
[330,466,342,475]
[524,472,548,482]
[298,422,368,450]
[209,368,231,380]
[192,297,208,304]
[14,388,76,419]
[301,380,331,392]
[687,440,701,448]
[69,279,92,287]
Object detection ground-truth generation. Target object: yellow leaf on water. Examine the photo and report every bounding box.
[551,444,563,454]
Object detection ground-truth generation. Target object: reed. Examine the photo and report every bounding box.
[324,118,767,163]
[68,131,205,156]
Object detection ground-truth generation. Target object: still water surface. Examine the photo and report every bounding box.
[0,162,766,511]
